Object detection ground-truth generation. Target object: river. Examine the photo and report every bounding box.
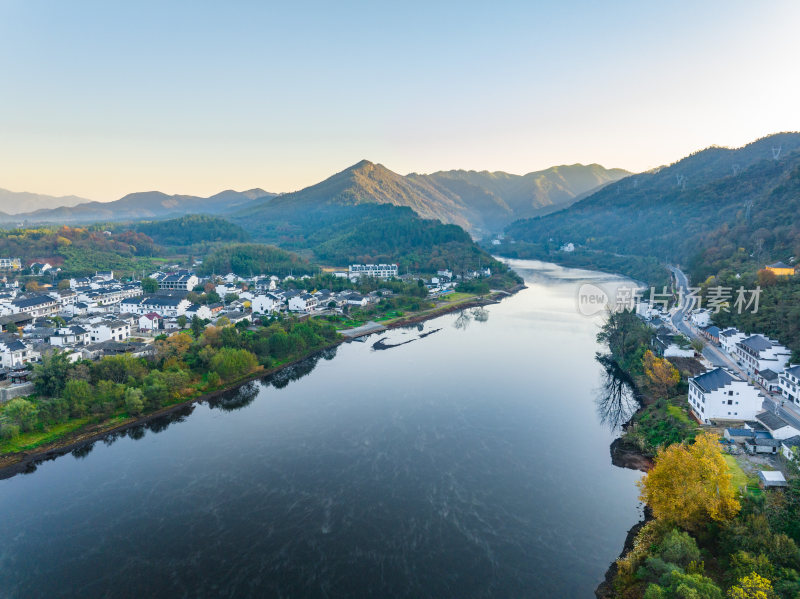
[0,260,643,598]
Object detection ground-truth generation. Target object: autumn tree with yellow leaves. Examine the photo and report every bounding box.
[642,350,680,398]
[727,572,774,599]
[638,433,740,532]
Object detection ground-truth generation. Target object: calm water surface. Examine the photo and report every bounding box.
[0,260,643,598]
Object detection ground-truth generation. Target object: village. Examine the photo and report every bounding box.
[635,261,800,490]
[0,259,492,403]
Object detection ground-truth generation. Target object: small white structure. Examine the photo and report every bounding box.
[755,411,800,440]
[758,471,788,488]
[688,367,763,424]
[690,309,712,328]
[560,242,575,252]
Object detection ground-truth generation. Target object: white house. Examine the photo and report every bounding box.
[688,368,764,424]
[122,296,190,318]
[779,365,800,405]
[11,295,59,318]
[735,335,791,376]
[690,309,712,328]
[251,294,278,315]
[89,320,131,343]
[720,328,747,355]
[0,334,38,369]
[755,411,800,440]
[348,264,398,280]
[49,325,89,347]
[138,312,163,332]
[288,293,318,312]
[185,304,213,320]
[0,258,21,270]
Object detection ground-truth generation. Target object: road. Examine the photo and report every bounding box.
[668,266,800,430]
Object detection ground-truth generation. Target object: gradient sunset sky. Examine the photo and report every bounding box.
[2,0,799,201]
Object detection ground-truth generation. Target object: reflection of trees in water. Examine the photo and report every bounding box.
[58,348,338,468]
[207,381,260,412]
[472,307,489,322]
[454,310,472,330]
[453,307,489,330]
[595,353,640,431]
[267,347,336,389]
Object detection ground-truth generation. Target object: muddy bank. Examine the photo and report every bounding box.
[610,437,654,472]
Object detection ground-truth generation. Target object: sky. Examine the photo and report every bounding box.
[1,0,799,201]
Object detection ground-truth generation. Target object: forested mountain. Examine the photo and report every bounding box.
[1,188,274,225]
[410,163,629,231]
[236,159,627,237]
[504,132,800,281]
[0,188,91,215]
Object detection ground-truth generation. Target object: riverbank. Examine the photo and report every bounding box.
[0,287,524,479]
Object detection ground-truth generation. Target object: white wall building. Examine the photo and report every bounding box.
[89,320,131,343]
[288,294,318,312]
[735,335,791,376]
[688,367,764,424]
[348,264,398,280]
[690,309,712,328]
[251,294,278,315]
[719,328,747,355]
[779,365,800,405]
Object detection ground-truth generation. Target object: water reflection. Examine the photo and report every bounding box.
[595,354,640,431]
[453,307,489,331]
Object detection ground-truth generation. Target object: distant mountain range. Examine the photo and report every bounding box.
[1,162,627,235]
[0,188,92,215]
[0,188,274,225]
[232,160,628,237]
[504,132,800,281]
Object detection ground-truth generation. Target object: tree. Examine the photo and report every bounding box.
[3,398,39,432]
[191,315,204,338]
[209,348,258,381]
[155,332,193,363]
[757,269,777,288]
[124,388,144,415]
[643,350,680,397]
[644,570,723,599]
[57,279,71,290]
[177,314,187,329]
[224,293,239,304]
[141,277,159,293]
[639,433,740,531]
[727,573,774,599]
[33,351,72,397]
[5,322,18,335]
[62,379,93,417]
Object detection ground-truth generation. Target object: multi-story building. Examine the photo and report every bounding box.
[348,264,398,280]
[688,367,764,424]
[734,335,791,376]
[779,365,800,405]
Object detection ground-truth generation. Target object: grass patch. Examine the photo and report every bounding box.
[442,292,475,303]
[666,403,692,424]
[0,419,91,454]
[723,454,761,494]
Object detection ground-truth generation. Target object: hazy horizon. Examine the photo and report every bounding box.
[2,1,799,201]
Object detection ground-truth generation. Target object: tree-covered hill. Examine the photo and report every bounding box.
[198,243,316,278]
[504,133,800,281]
[134,215,250,247]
